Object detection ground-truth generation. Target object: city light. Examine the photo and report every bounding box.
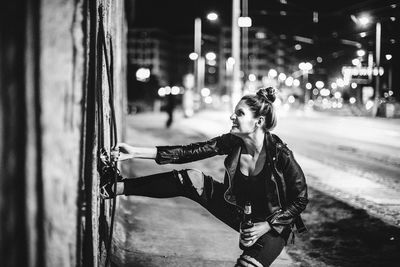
[352,58,361,66]
[207,60,217,66]
[189,52,198,60]
[238,16,252,27]
[201,87,211,97]
[204,96,213,104]
[268,69,278,78]
[315,81,324,89]
[294,44,302,50]
[358,15,371,26]
[306,83,312,90]
[336,78,345,87]
[386,54,392,60]
[299,62,312,71]
[357,49,366,57]
[278,73,287,82]
[320,88,330,97]
[158,87,166,97]
[331,82,337,89]
[226,57,235,66]
[288,95,295,103]
[285,76,294,87]
[351,82,357,89]
[334,92,342,99]
[171,86,180,95]
[293,79,300,87]
[207,12,218,21]
[248,74,257,82]
[205,52,216,61]
[136,67,151,82]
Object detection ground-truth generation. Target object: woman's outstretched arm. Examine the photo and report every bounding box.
[117,143,157,161]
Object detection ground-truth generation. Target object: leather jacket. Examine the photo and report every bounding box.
[155,132,308,236]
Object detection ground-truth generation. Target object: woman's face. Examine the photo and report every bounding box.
[230,100,258,136]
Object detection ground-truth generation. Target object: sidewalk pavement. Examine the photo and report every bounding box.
[112,110,298,266]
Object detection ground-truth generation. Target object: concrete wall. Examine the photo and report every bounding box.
[0,0,127,266]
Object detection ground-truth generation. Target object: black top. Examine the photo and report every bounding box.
[234,156,274,222]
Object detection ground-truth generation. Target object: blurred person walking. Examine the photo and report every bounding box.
[165,93,176,128]
[104,87,308,267]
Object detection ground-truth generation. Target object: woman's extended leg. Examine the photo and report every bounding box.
[119,169,240,231]
[122,170,185,198]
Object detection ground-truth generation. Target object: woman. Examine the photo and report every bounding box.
[105,87,308,267]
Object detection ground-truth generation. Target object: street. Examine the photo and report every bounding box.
[276,109,400,192]
[112,107,400,266]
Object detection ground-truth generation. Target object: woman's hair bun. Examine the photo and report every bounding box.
[256,87,276,103]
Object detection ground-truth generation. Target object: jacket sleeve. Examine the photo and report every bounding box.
[155,133,236,164]
[268,146,308,234]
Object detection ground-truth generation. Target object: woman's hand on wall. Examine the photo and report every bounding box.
[116,143,136,161]
[116,143,157,161]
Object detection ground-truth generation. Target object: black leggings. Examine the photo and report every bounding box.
[123,169,285,267]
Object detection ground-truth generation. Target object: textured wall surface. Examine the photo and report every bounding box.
[0,0,127,266]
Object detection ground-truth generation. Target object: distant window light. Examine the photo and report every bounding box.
[207,12,218,21]
[208,60,217,66]
[248,74,257,82]
[255,32,266,39]
[189,52,199,60]
[205,52,217,61]
[357,49,366,57]
[358,16,371,26]
[238,17,252,27]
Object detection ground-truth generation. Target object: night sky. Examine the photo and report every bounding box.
[129,0,400,78]
[131,0,399,37]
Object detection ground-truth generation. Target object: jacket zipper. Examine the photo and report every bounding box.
[223,165,244,211]
[269,160,283,209]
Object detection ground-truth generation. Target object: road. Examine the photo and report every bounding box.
[276,110,400,192]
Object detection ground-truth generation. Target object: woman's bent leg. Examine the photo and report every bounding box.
[235,232,285,267]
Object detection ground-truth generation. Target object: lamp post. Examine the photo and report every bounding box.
[231,0,241,111]
[372,21,381,117]
[194,17,203,108]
